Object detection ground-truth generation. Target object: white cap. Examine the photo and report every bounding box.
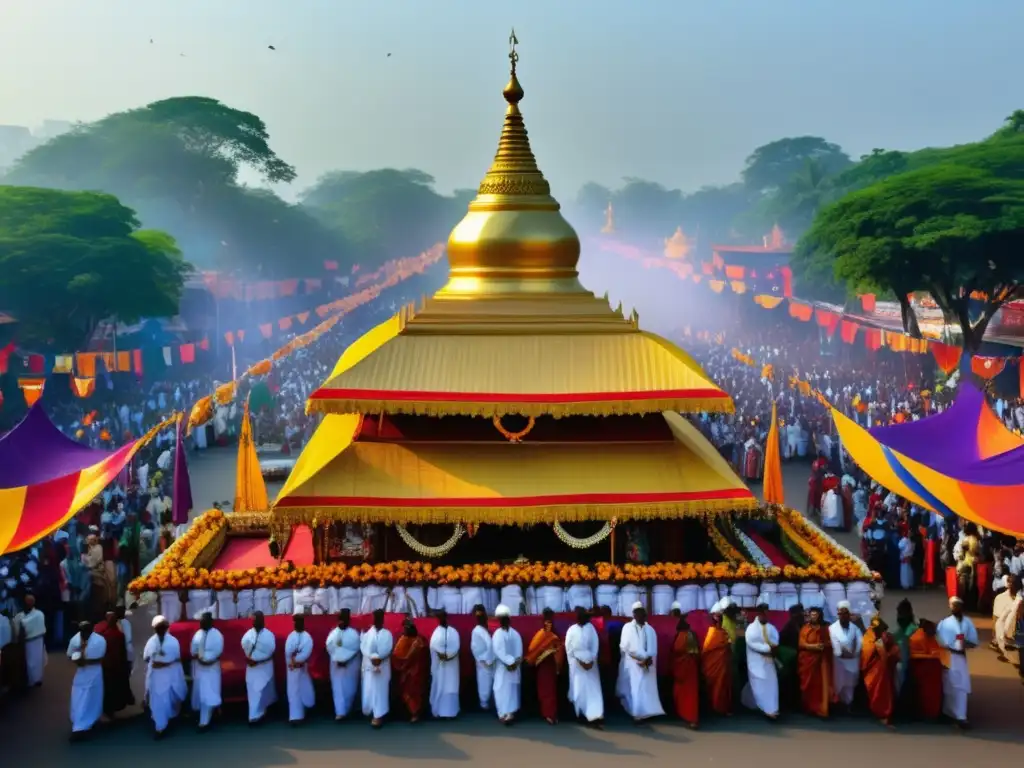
[837,600,851,611]
[495,604,511,617]
[720,597,735,609]
[670,601,682,612]
[631,601,644,612]
[152,615,168,628]
[949,596,964,608]
[709,600,724,615]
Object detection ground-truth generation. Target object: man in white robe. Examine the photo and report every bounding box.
[190,612,223,730]
[14,594,46,687]
[743,603,780,719]
[116,605,134,673]
[325,608,361,719]
[67,621,106,739]
[617,602,664,722]
[993,575,1022,661]
[143,615,187,738]
[828,600,863,709]
[241,611,277,724]
[937,596,978,728]
[470,604,495,710]
[285,613,315,724]
[429,609,460,719]
[360,608,394,727]
[491,604,523,724]
[565,607,604,727]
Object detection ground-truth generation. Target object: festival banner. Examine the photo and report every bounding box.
[19,377,45,407]
[970,356,1006,380]
[70,376,96,398]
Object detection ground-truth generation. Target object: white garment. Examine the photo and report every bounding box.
[744,619,780,716]
[326,625,361,718]
[14,609,46,686]
[285,630,315,721]
[190,627,224,727]
[898,537,915,590]
[937,615,978,721]
[492,626,524,719]
[565,622,604,722]
[67,632,106,733]
[360,626,394,719]
[821,490,843,529]
[241,627,278,722]
[429,625,461,718]
[470,624,495,710]
[617,620,664,719]
[143,633,187,732]
[828,620,863,705]
[994,592,1022,657]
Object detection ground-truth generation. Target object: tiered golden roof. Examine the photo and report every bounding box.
[306,43,732,419]
[275,40,754,525]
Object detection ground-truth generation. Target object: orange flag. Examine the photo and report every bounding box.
[70,376,96,398]
[19,377,45,407]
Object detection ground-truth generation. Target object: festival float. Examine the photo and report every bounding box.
[129,46,877,625]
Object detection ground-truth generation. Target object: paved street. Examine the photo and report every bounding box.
[2,449,1022,766]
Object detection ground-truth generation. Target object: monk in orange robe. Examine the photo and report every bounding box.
[797,606,831,718]
[701,607,733,716]
[392,618,430,723]
[670,615,701,728]
[525,608,565,725]
[861,617,901,726]
[907,619,944,721]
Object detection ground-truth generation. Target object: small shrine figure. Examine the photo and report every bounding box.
[624,525,650,564]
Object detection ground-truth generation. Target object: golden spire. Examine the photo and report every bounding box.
[441,31,584,297]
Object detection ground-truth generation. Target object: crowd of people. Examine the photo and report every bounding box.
[55,595,982,740]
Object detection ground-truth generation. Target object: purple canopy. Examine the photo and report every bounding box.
[867,381,1024,484]
[0,405,112,488]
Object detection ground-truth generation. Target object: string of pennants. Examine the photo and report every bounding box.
[598,238,1022,391]
[4,245,445,410]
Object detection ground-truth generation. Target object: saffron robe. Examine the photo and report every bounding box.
[325,625,361,718]
[284,630,315,722]
[429,625,461,718]
[393,634,430,718]
[860,629,900,721]
[360,626,394,720]
[670,629,700,726]
[67,632,106,733]
[565,622,604,722]
[701,625,733,715]
[797,624,832,717]
[240,627,277,722]
[525,626,564,722]
[907,629,943,720]
[190,627,224,727]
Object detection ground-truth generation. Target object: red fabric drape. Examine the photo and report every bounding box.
[814,309,839,337]
[132,349,143,377]
[198,338,210,352]
[864,328,882,351]
[278,317,293,331]
[840,320,860,344]
[789,302,813,322]
[725,264,745,280]
[970,356,1006,380]
[860,294,876,312]
[27,353,45,374]
[179,344,196,364]
[930,342,962,374]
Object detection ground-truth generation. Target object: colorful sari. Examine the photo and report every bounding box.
[701,625,732,715]
[907,629,944,720]
[797,624,832,717]
[525,625,565,722]
[861,629,900,721]
[671,630,700,726]
[392,634,429,719]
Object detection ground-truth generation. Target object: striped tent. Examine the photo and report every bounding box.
[0,405,171,555]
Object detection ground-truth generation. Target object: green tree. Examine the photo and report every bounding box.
[300,169,468,268]
[741,136,852,195]
[793,139,1024,351]
[4,97,343,276]
[0,186,188,348]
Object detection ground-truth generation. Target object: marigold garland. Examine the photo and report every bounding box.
[492,414,536,443]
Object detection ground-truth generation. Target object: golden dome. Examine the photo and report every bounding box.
[440,36,583,297]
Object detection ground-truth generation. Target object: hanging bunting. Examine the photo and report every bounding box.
[701,262,714,275]
[100,352,116,372]
[179,343,196,364]
[297,311,310,324]
[19,377,45,406]
[930,342,962,374]
[224,331,235,346]
[70,376,95,398]
[730,280,747,294]
[198,338,210,352]
[753,294,785,309]
[133,349,143,377]
[237,329,246,342]
[840,320,860,344]
[725,264,745,280]
[259,323,273,339]
[279,317,293,331]
[76,352,97,378]
[161,347,172,366]
[864,328,882,351]
[788,301,813,322]
[708,279,726,293]
[971,355,1007,380]
[860,294,876,313]
[52,355,74,374]
[116,351,132,372]
[814,308,839,337]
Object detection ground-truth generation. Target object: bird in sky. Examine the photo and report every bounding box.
[387,52,392,57]
[268,45,276,51]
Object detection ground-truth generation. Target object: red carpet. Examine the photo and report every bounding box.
[211,525,315,571]
[742,524,792,567]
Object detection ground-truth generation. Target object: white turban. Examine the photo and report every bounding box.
[720,597,735,609]
[949,596,963,608]
[495,604,511,617]
[670,602,682,612]
[837,600,851,611]
[709,600,724,615]
[152,615,168,628]
[631,601,644,612]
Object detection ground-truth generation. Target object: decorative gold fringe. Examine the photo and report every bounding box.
[271,497,759,527]
[225,510,272,534]
[306,395,735,419]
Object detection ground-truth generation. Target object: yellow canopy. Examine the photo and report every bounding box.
[273,411,755,525]
[308,318,732,418]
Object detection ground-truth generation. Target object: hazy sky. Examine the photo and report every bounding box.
[2,1,1021,200]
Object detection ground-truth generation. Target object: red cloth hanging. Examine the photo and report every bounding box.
[860,294,876,312]
[970,355,1006,380]
[297,311,310,325]
[814,309,840,337]
[70,376,95,398]
[278,317,293,331]
[132,349,143,377]
[788,301,813,322]
[27,353,45,374]
[259,323,273,339]
[864,328,882,351]
[701,262,714,275]
[930,342,962,374]
[840,320,860,344]
[19,377,45,406]
[179,343,196,364]
[724,264,745,280]
[198,338,210,351]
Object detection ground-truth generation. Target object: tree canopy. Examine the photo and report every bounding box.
[4,97,346,276]
[793,137,1024,351]
[0,186,188,349]
[300,169,472,266]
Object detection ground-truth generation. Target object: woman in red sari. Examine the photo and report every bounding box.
[701,607,733,716]
[525,608,565,725]
[907,619,944,721]
[670,615,700,728]
[95,609,135,717]
[860,617,901,727]
[391,619,430,723]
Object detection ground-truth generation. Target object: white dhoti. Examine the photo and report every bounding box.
[492,627,523,719]
[832,658,859,705]
[285,632,315,722]
[617,621,663,720]
[744,622,780,716]
[24,636,45,686]
[429,626,461,718]
[191,662,222,726]
[147,664,187,732]
[68,633,106,733]
[330,661,360,717]
[566,623,604,722]
[942,655,971,721]
[245,660,277,721]
[360,627,393,720]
